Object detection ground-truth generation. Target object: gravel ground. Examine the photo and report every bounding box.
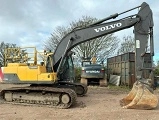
[0,84,159,120]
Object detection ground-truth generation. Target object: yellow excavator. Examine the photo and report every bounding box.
[0,2,158,109]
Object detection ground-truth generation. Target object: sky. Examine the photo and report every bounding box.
[0,0,158,62]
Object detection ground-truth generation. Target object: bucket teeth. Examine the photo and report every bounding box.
[120,81,158,110]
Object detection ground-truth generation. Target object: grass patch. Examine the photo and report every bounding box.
[107,84,131,92]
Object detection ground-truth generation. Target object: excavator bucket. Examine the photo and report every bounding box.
[120,81,158,110]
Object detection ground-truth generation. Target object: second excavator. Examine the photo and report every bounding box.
[0,2,158,109]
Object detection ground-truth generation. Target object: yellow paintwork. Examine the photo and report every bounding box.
[3,63,57,82]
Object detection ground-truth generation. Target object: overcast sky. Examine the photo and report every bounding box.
[0,0,159,62]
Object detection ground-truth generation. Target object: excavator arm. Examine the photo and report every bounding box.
[134,2,154,83]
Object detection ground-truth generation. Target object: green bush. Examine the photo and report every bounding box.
[74,67,82,82]
[154,68,159,76]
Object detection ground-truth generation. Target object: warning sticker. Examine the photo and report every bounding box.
[136,40,140,48]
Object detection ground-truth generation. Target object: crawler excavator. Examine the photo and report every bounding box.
[0,2,158,109]
[80,56,107,86]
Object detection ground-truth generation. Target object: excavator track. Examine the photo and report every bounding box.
[74,83,88,96]
[0,86,77,109]
[57,82,88,96]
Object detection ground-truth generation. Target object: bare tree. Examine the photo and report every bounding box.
[45,26,70,51]
[0,42,17,66]
[44,16,119,64]
[117,35,135,55]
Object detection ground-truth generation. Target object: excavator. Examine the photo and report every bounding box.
[0,2,158,109]
[80,56,107,86]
